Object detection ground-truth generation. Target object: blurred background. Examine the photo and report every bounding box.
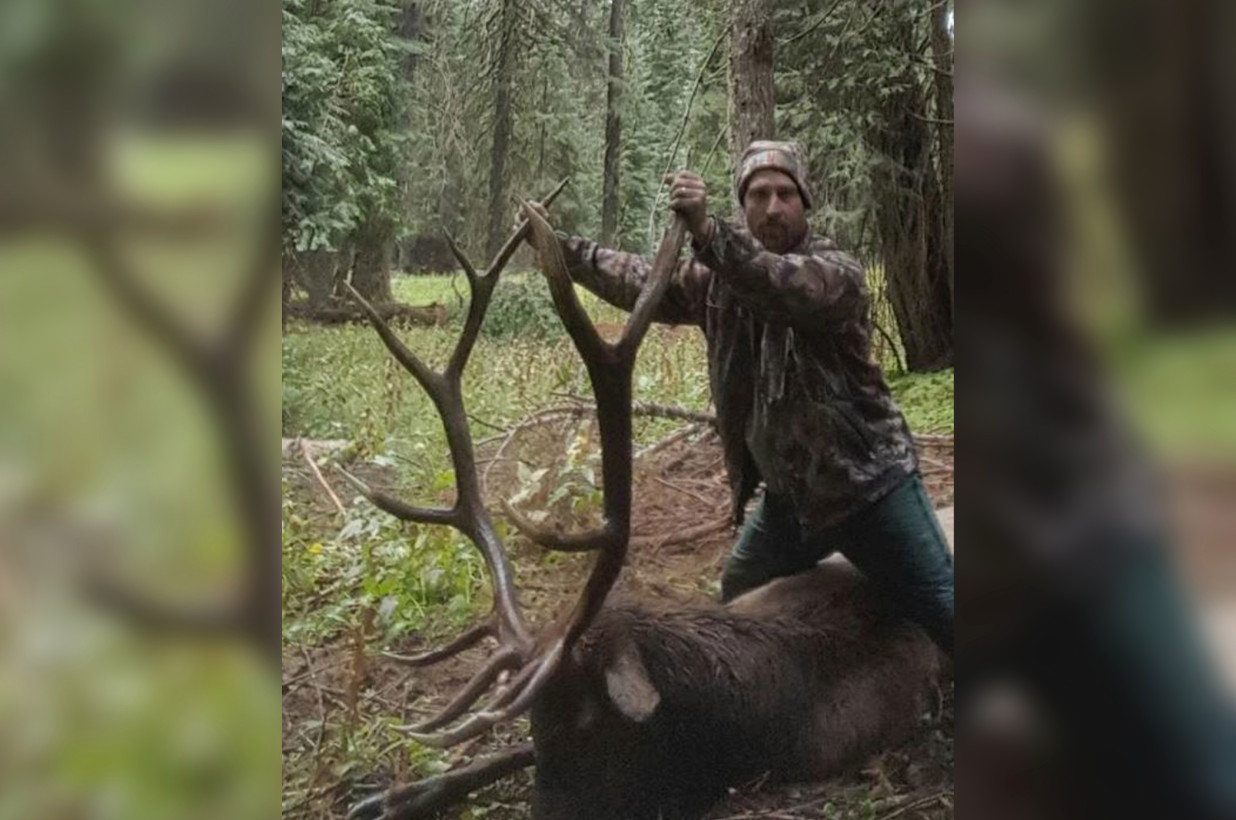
[960,0,1235,816]
[0,0,1232,816]
[0,0,277,817]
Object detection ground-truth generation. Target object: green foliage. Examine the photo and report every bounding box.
[281,287,713,453]
[888,368,954,434]
[283,491,488,647]
[281,0,412,252]
[482,274,568,340]
[1109,326,1236,457]
[508,421,605,528]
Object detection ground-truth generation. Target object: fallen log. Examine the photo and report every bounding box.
[283,300,446,327]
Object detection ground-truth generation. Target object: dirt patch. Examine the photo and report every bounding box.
[282,427,955,819]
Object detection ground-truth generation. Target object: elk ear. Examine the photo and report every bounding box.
[604,641,660,723]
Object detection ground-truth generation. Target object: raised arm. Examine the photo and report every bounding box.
[692,218,868,330]
[558,237,710,327]
[519,203,710,326]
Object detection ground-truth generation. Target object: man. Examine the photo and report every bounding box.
[522,141,953,655]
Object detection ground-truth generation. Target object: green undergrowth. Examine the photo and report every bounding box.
[282,273,953,648]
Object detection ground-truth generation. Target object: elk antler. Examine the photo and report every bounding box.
[346,179,687,749]
[508,203,687,642]
[342,178,567,740]
[401,207,687,748]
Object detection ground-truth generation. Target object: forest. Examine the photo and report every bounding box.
[281,0,955,817]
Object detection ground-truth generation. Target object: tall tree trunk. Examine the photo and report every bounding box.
[537,76,548,180]
[441,140,464,238]
[295,248,342,308]
[485,0,516,260]
[400,2,422,78]
[931,0,954,307]
[867,13,953,372]
[351,225,393,303]
[1082,0,1236,322]
[600,0,626,247]
[729,0,775,167]
[397,2,422,271]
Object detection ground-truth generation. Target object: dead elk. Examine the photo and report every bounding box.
[530,564,941,820]
[342,189,943,820]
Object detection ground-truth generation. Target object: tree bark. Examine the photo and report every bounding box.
[931,0,954,307]
[291,248,342,308]
[485,0,516,260]
[729,0,776,167]
[351,225,394,303]
[441,140,464,239]
[867,11,953,372]
[600,0,626,248]
[1082,0,1236,322]
[400,2,422,80]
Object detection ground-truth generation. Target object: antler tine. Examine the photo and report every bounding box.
[446,177,567,381]
[488,176,570,277]
[444,235,495,381]
[86,233,214,385]
[395,647,522,733]
[336,466,457,527]
[381,618,495,666]
[442,231,479,284]
[523,212,683,657]
[619,215,689,357]
[348,744,536,820]
[520,200,609,364]
[500,499,613,552]
[400,640,567,748]
[225,205,281,359]
[344,282,441,393]
[345,268,532,650]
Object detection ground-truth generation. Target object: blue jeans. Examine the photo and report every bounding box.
[720,473,954,655]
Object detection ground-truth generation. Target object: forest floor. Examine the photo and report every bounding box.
[281,421,955,820]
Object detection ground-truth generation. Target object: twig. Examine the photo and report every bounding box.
[301,644,329,756]
[782,0,847,46]
[878,791,949,820]
[652,476,714,507]
[480,406,587,490]
[299,437,346,516]
[481,401,717,492]
[699,126,730,179]
[634,423,701,462]
[552,393,716,425]
[467,413,506,434]
[872,318,906,374]
[646,26,730,247]
[910,111,954,126]
[632,517,729,551]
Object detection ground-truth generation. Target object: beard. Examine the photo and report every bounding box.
[752,217,806,253]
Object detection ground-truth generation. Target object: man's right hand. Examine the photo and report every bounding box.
[515,201,551,252]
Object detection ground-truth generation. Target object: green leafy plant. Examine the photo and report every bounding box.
[481,275,568,340]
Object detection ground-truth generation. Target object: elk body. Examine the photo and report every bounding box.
[531,562,941,820]
[342,188,943,820]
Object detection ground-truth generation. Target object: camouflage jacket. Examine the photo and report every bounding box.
[559,218,918,533]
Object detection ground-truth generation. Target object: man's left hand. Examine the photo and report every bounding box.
[666,170,713,244]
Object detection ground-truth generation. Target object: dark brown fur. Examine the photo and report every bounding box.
[530,559,943,820]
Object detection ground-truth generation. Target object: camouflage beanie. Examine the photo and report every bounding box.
[735,140,814,210]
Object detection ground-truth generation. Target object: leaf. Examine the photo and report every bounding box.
[377,595,399,623]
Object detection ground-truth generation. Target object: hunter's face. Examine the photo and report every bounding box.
[743,169,808,253]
